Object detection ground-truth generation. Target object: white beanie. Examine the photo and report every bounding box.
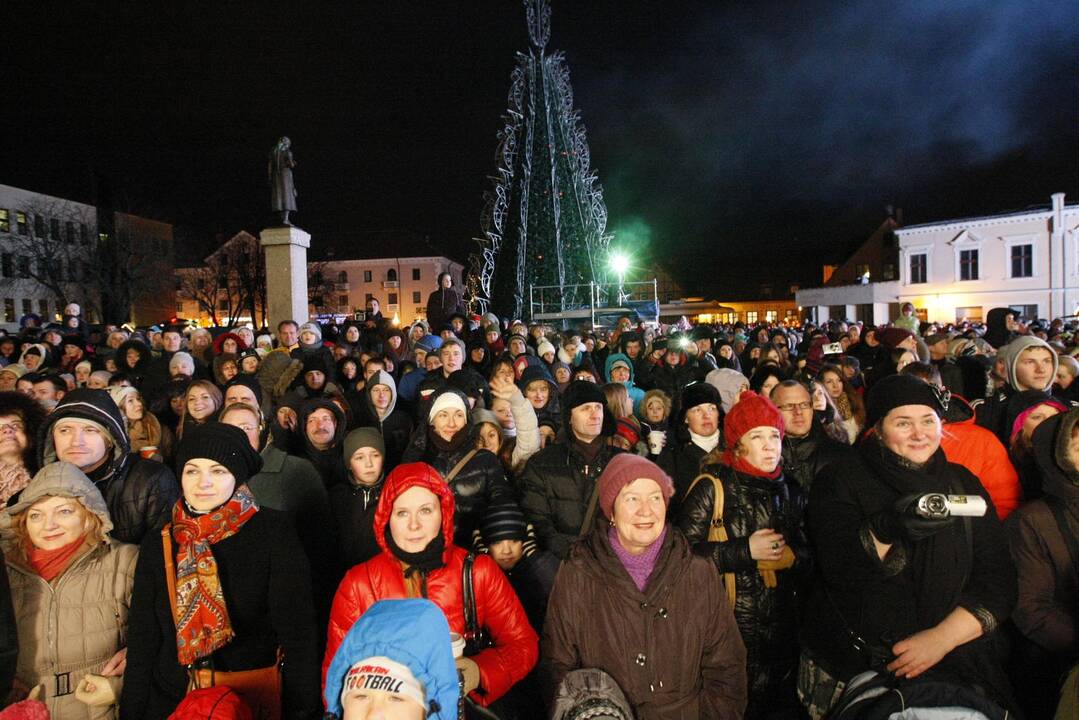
[428,392,467,423]
[169,351,195,376]
[342,656,426,710]
[537,340,555,358]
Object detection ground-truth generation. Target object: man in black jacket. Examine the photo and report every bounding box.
[519,381,623,558]
[770,380,849,492]
[425,272,466,333]
[37,388,179,545]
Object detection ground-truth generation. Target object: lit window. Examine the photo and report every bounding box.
[3,299,13,322]
[16,212,28,235]
[765,310,778,323]
[0,210,9,233]
[746,311,758,324]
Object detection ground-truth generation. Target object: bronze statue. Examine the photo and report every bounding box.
[269,136,297,224]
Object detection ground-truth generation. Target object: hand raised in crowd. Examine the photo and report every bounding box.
[276,406,298,431]
[748,528,785,561]
[489,375,521,401]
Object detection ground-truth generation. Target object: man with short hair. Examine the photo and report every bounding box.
[925,331,965,398]
[28,373,66,406]
[38,388,178,544]
[771,380,848,492]
[415,338,482,412]
[277,320,300,351]
[519,381,623,557]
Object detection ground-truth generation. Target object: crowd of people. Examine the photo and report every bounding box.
[0,294,1076,719]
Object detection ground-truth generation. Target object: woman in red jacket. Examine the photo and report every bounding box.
[323,461,538,709]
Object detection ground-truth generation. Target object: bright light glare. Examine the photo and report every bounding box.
[609,251,630,275]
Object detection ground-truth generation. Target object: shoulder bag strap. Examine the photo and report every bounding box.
[1048,499,1079,575]
[579,479,603,539]
[160,524,180,624]
[687,472,736,608]
[444,449,478,485]
[462,552,478,639]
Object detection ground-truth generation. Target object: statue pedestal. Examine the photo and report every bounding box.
[260,225,310,330]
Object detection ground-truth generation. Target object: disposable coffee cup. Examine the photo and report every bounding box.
[647,431,665,455]
[449,632,466,659]
[140,446,158,460]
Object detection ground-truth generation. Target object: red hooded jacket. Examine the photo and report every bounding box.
[322,462,538,706]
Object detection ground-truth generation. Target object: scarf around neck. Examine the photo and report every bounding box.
[689,429,720,453]
[609,525,667,592]
[28,532,90,582]
[171,485,259,665]
[385,527,446,598]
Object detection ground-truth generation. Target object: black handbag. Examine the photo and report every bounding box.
[462,552,494,656]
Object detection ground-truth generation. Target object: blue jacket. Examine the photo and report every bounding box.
[604,352,646,417]
[324,598,459,719]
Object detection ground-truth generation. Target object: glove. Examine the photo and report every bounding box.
[75,674,117,707]
[895,493,958,541]
[455,657,481,694]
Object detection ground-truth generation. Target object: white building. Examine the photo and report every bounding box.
[175,230,466,328]
[896,193,1079,323]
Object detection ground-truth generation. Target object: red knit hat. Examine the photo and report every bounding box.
[598,453,675,520]
[614,418,641,446]
[723,390,786,449]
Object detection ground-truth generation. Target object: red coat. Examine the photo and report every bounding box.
[322,462,538,706]
[941,397,1022,520]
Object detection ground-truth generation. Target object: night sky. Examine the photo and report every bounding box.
[4,0,1079,297]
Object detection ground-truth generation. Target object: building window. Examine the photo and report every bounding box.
[33,215,44,237]
[854,264,870,283]
[3,299,13,322]
[176,302,184,313]
[412,291,421,303]
[956,306,983,323]
[0,254,11,278]
[959,249,978,281]
[21,299,31,316]
[0,210,8,233]
[1010,244,1033,278]
[196,278,205,290]
[338,295,348,307]
[50,218,60,241]
[1010,304,1039,322]
[80,223,89,244]
[388,293,398,305]
[387,268,397,282]
[363,270,372,283]
[218,299,229,311]
[765,310,778,322]
[38,299,49,317]
[909,253,927,284]
[412,267,421,281]
[16,256,30,278]
[882,263,896,280]
[65,221,75,243]
[337,271,348,283]
[746,311,758,324]
[16,212,28,235]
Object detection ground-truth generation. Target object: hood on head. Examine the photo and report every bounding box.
[604,352,635,384]
[299,397,347,452]
[3,461,114,539]
[1032,410,1079,501]
[212,331,247,355]
[705,368,749,414]
[366,369,399,419]
[373,462,457,556]
[323,598,459,719]
[39,388,129,467]
[1004,336,1057,391]
[116,339,152,369]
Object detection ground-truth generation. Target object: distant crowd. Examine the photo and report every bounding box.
[0,285,1076,720]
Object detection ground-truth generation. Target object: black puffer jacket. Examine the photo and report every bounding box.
[401,387,511,548]
[675,462,810,718]
[780,421,851,493]
[38,388,179,545]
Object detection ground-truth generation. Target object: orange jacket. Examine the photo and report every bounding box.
[941,397,1021,520]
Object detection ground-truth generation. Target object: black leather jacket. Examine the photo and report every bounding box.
[675,462,810,714]
[780,423,851,493]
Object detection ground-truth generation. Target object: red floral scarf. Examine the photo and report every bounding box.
[170,485,259,665]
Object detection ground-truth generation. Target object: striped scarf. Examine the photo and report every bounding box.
[171,485,259,665]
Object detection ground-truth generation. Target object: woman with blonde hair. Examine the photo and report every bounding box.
[3,462,137,719]
[176,380,222,440]
[818,364,865,444]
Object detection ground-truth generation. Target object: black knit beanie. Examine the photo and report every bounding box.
[174,422,263,483]
[864,374,945,429]
[482,503,528,543]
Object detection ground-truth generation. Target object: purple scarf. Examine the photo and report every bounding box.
[609,525,667,592]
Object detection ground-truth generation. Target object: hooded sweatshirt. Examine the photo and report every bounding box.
[361,370,413,470]
[604,352,646,417]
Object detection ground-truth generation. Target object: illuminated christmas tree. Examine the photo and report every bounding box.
[469,0,613,320]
